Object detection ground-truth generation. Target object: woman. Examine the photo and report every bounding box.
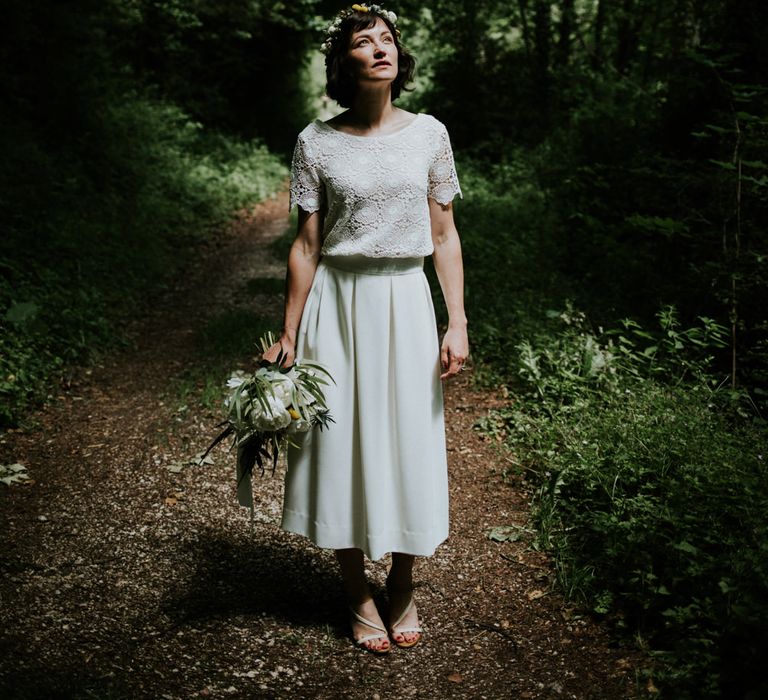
[264,3,468,654]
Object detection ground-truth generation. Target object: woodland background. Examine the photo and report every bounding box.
[1,1,767,697]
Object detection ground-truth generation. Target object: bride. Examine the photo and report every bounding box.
[265,3,468,655]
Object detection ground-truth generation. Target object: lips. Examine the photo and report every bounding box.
[372,61,391,67]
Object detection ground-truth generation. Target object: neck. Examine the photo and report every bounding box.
[348,84,396,128]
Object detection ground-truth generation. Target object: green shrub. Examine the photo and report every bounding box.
[0,94,287,426]
[491,306,768,698]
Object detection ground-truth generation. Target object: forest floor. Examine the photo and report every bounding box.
[0,191,651,700]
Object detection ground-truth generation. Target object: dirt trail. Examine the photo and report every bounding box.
[0,191,647,699]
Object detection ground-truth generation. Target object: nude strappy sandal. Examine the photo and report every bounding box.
[349,607,391,655]
[388,594,423,649]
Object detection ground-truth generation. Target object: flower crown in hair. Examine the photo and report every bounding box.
[320,4,399,56]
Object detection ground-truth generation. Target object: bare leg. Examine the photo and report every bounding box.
[387,553,421,645]
[335,548,390,652]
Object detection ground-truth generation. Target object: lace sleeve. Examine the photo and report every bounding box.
[289,134,324,214]
[427,122,463,205]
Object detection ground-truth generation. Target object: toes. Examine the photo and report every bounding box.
[399,631,420,644]
[392,630,420,644]
[362,638,389,652]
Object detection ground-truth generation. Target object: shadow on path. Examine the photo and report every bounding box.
[160,528,343,629]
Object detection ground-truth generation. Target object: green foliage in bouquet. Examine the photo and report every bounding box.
[201,333,334,480]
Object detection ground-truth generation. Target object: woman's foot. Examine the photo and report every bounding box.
[335,549,390,654]
[386,582,422,648]
[349,597,391,654]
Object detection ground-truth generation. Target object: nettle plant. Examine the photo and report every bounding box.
[607,306,729,386]
[516,305,620,400]
[516,304,729,402]
[503,303,765,698]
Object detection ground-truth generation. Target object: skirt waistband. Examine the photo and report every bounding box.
[321,255,424,276]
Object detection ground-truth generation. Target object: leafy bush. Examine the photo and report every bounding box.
[0,95,287,426]
[490,306,768,698]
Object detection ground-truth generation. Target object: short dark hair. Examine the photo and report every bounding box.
[325,10,416,108]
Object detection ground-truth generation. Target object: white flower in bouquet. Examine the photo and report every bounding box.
[201,332,335,481]
[286,416,312,435]
[226,372,248,389]
[224,371,248,408]
[271,374,295,408]
[252,395,292,431]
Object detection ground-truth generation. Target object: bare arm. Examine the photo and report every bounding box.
[429,197,469,379]
[263,206,323,365]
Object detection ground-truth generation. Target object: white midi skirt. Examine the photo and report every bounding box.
[279,254,449,561]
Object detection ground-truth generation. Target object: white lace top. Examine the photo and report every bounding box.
[289,113,462,258]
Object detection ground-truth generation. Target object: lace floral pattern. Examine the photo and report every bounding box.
[289,114,462,258]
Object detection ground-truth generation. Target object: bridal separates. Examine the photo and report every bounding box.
[276,112,462,560]
[281,256,449,561]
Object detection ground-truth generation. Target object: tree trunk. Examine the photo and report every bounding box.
[615,0,639,74]
[591,0,606,71]
[641,0,665,83]
[556,0,575,66]
[532,0,552,127]
[518,0,533,61]
[533,0,551,80]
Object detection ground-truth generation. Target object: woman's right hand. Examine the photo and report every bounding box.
[262,335,296,367]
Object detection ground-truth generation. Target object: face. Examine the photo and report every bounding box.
[346,17,399,84]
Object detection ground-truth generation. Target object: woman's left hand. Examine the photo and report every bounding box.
[440,325,469,379]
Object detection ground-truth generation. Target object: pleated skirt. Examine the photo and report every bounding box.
[280,254,449,561]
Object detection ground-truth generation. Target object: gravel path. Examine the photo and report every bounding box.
[0,191,649,699]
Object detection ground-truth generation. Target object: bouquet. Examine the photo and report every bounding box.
[201,333,334,483]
